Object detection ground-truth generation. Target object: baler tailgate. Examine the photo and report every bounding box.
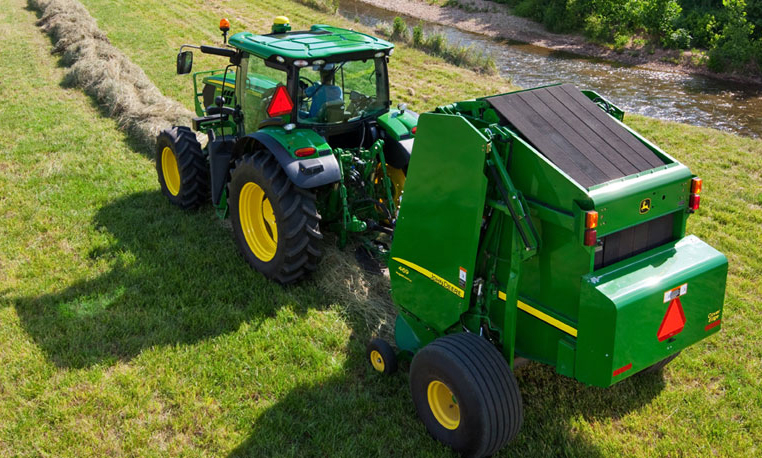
[576,235,728,387]
[486,84,666,188]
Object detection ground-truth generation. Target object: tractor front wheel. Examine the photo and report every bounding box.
[410,333,523,458]
[156,126,209,209]
[229,150,322,284]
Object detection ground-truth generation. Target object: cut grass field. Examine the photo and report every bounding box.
[1,0,760,456]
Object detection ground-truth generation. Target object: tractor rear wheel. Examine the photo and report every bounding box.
[156,126,209,209]
[229,150,322,284]
[409,333,523,458]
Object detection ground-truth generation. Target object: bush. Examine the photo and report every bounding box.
[412,23,424,47]
[377,17,497,74]
[427,33,446,54]
[391,16,410,42]
[664,28,693,49]
[708,0,758,71]
[678,11,720,49]
[497,0,761,75]
[642,0,682,37]
[584,14,611,41]
[375,21,394,38]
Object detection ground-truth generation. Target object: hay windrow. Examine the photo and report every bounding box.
[29,0,397,340]
[28,0,192,151]
[314,244,396,341]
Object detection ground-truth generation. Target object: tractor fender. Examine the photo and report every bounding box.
[234,131,341,189]
[383,137,414,172]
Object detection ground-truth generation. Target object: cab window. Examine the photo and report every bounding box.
[242,57,288,133]
[297,58,388,125]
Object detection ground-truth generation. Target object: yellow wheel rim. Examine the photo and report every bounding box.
[386,165,406,207]
[370,350,385,372]
[427,380,460,430]
[375,164,406,217]
[161,146,181,196]
[239,182,278,262]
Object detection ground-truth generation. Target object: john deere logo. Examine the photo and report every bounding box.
[639,198,652,214]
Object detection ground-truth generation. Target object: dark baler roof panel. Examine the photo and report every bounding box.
[486,84,666,188]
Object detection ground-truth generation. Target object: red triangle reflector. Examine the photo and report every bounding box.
[267,85,294,118]
[657,298,686,341]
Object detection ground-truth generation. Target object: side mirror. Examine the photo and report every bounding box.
[176,51,193,75]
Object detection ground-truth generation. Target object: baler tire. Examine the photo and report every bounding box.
[156,126,209,209]
[229,150,322,284]
[641,351,681,374]
[410,333,523,458]
[367,338,397,375]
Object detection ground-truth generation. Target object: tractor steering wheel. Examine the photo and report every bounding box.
[299,76,315,97]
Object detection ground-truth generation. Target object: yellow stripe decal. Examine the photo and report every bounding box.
[392,257,465,298]
[498,291,578,337]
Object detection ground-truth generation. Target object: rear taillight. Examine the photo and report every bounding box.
[295,147,316,157]
[585,211,598,229]
[690,177,702,194]
[584,211,598,246]
[689,193,701,211]
[584,229,597,246]
[688,177,702,212]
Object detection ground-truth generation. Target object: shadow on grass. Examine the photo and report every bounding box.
[228,345,666,457]
[10,190,666,455]
[12,190,332,368]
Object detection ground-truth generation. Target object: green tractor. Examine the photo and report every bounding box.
[158,16,413,283]
[162,17,728,458]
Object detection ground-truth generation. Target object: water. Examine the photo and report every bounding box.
[339,0,762,138]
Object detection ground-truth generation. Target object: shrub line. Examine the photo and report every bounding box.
[377,16,498,75]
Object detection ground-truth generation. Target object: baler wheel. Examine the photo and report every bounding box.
[641,351,681,374]
[155,126,209,209]
[229,150,322,284]
[410,333,522,458]
[367,338,397,375]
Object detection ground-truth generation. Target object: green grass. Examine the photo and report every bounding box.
[2,0,761,456]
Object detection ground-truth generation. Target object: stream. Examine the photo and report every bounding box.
[339,0,762,138]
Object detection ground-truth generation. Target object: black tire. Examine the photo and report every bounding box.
[641,351,681,374]
[410,333,523,458]
[156,126,209,209]
[367,338,397,375]
[229,150,322,284]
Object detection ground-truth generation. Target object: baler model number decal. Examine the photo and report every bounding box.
[392,258,465,298]
[498,292,578,338]
[663,283,688,303]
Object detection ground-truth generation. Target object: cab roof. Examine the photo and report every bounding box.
[228,25,394,62]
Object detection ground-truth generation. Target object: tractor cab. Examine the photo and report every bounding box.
[184,19,398,149]
[233,40,392,144]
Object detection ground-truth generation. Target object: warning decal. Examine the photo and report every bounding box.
[663,283,688,303]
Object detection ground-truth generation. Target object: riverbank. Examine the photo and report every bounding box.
[354,0,762,85]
